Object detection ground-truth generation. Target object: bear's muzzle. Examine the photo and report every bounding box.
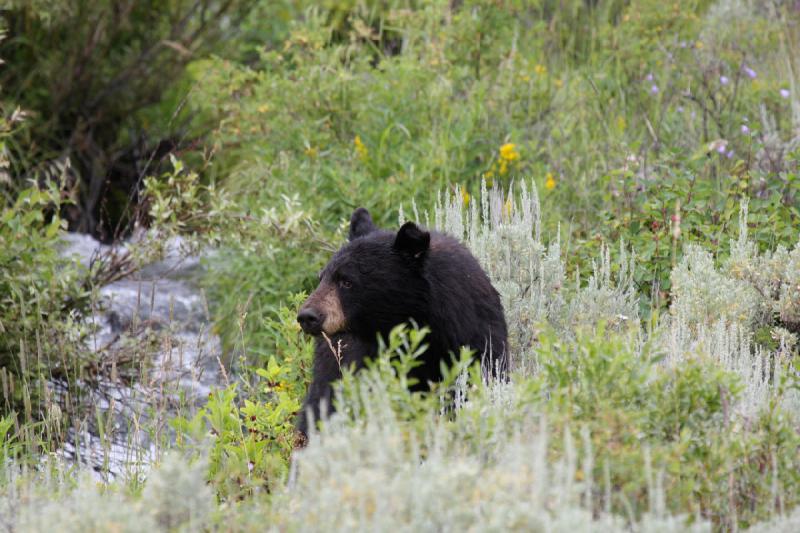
[298,281,346,335]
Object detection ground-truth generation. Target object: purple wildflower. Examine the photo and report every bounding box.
[780,88,790,99]
[743,66,757,79]
[726,150,735,159]
[650,84,659,94]
[720,76,730,85]
[716,143,727,154]
[645,73,654,82]
[741,124,750,135]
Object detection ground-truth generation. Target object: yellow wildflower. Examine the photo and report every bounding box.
[545,172,556,191]
[534,64,547,76]
[354,135,369,162]
[499,159,508,176]
[499,143,520,162]
[461,188,470,206]
[695,41,703,50]
[555,78,563,88]
[257,104,269,114]
[305,146,318,158]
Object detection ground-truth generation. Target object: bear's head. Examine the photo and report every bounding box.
[297,208,431,338]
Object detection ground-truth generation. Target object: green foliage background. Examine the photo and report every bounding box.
[1,0,800,530]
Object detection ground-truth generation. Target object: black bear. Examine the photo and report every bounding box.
[295,207,507,438]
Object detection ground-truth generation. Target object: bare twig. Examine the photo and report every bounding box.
[321,332,345,373]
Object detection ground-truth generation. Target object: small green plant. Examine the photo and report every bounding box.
[0,415,20,464]
[334,324,472,434]
[175,294,314,497]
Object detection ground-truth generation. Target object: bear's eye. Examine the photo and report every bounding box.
[338,279,352,289]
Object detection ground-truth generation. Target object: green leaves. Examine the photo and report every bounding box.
[174,295,314,498]
[0,182,88,426]
[0,414,20,461]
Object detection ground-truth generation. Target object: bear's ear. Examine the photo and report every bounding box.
[349,207,377,241]
[393,222,430,259]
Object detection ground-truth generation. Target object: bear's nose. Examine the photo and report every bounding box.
[297,308,323,335]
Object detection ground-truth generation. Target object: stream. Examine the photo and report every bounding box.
[57,233,224,479]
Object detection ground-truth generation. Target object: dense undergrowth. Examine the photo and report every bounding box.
[2,0,800,531]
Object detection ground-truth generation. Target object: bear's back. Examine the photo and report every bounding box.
[424,232,508,377]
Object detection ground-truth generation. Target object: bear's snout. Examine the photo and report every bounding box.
[298,280,346,336]
[297,307,323,335]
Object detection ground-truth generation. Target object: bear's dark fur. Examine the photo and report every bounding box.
[294,332,376,437]
[295,207,507,438]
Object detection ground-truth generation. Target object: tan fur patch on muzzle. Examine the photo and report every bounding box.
[303,280,346,335]
[320,287,345,334]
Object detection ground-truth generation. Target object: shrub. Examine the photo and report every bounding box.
[0,180,88,438]
[432,182,640,373]
[671,200,800,337]
[2,452,211,532]
[0,0,260,237]
[174,294,314,497]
